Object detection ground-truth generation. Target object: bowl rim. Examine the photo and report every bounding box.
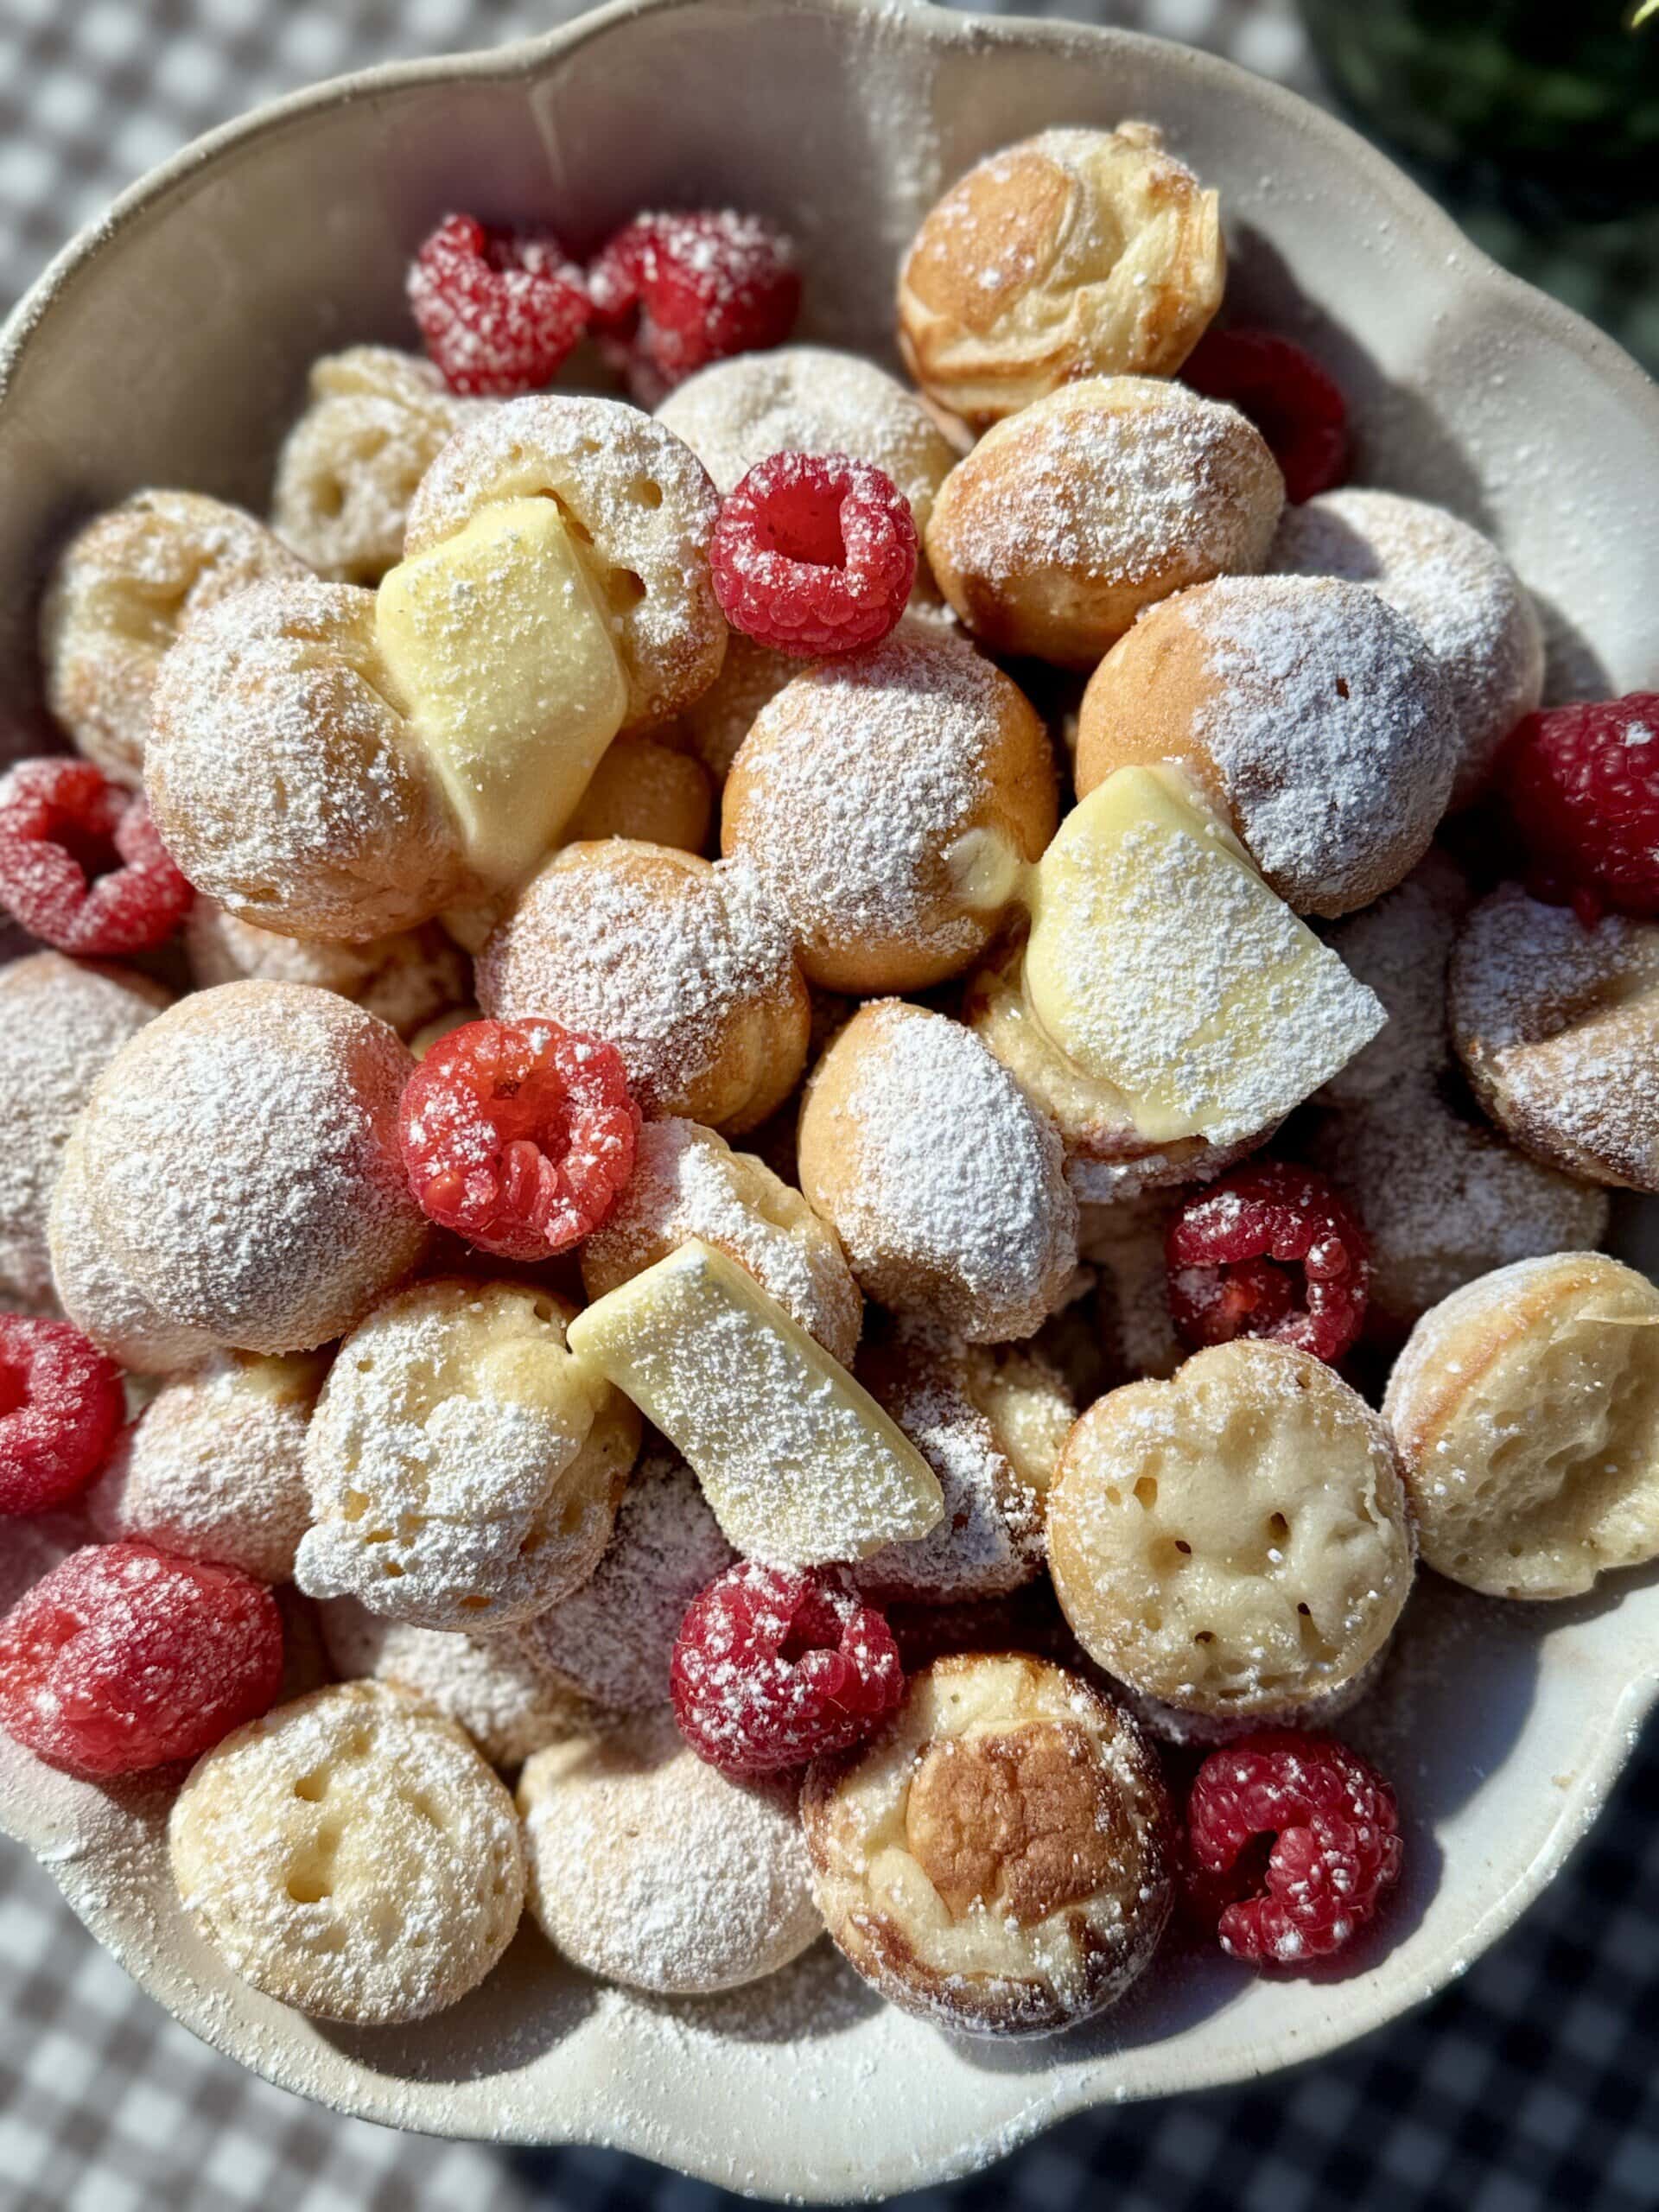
[2,0,1658,2188]
[21,1643,1659,2196]
[3,0,1658,426]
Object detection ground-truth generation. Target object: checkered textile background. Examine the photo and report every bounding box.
[1,3,1656,2209]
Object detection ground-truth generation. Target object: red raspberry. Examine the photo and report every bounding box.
[587,210,800,404]
[398,1017,639,1262]
[671,1561,904,1777]
[1166,1160,1370,1366]
[0,1541,283,1777]
[1501,694,1659,925]
[1181,325,1351,505]
[0,1317,125,1516]
[408,213,591,397]
[709,452,918,657]
[0,759,192,957]
[1185,1730,1402,1967]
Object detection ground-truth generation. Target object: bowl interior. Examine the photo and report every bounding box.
[2,0,1658,2194]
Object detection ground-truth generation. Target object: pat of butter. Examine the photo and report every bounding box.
[227,1350,330,1406]
[1024,765,1383,1147]
[944,826,1028,913]
[376,498,627,887]
[437,893,510,956]
[567,1241,943,1565]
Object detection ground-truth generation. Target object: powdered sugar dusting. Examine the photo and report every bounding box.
[1187,575,1458,912]
[1272,486,1544,804]
[582,1117,861,1365]
[169,1681,524,2025]
[806,1003,1077,1343]
[0,953,165,1311]
[1308,1089,1609,1334]
[1309,857,1606,1328]
[318,1598,594,1769]
[1044,811,1384,1144]
[1450,886,1659,1186]
[1317,849,1471,1103]
[727,620,1042,977]
[519,1452,736,1715]
[297,1280,631,1630]
[578,1243,944,1566]
[402,395,726,732]
[147,579,465,943]
[75,982,427,1355]
[84,1351,324,1584]
[671,1559,902,1771]
[852,1320,1047,1603]
[518,1713,820,1996]
[478,848,802,1122]
[41,489,308,785]
[48,1123,217,1374]
[185,898,469,1041]
[935,379,1281,601]
[658,346,954,530]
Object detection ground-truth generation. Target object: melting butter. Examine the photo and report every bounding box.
[569,1240,943,1565]
[377,499,627,888]
[1022,764,1382,1146]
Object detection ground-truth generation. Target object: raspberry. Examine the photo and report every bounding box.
[1166,1160,1370,1365]
[709,452,918,657]
[1184,1730,1402,1967]
[398,1017,640,1262]
[0,759,193,956]
[1501,694,1659,925]
[0,1541,283,1777]
[671,1561,904,1777]
[587,211,800,404]
[1181,325,1351,505]
[0,1317,125,1516]
[408,213,591,397]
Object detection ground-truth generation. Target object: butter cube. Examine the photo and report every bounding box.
[377,498,627,888]
[567,1241,944,1564]
[1024,765,1383,1146]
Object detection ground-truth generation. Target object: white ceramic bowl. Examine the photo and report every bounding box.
[2,0,1658,2193]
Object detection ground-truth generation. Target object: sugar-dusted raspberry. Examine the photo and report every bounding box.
[1166,1160,1370,1365]
[1185,1730,1402,1967]
[671,1561,903,1777]
[0,1317,125,1516]
[0,1541,283,1777]
[1181,325,1351,505]
[709,452,918,658]
[1501,693,1659,925]
[398,1016,639,1262]
[408,213,591,397]
[0,759,193,957]
[587,210,800,404]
